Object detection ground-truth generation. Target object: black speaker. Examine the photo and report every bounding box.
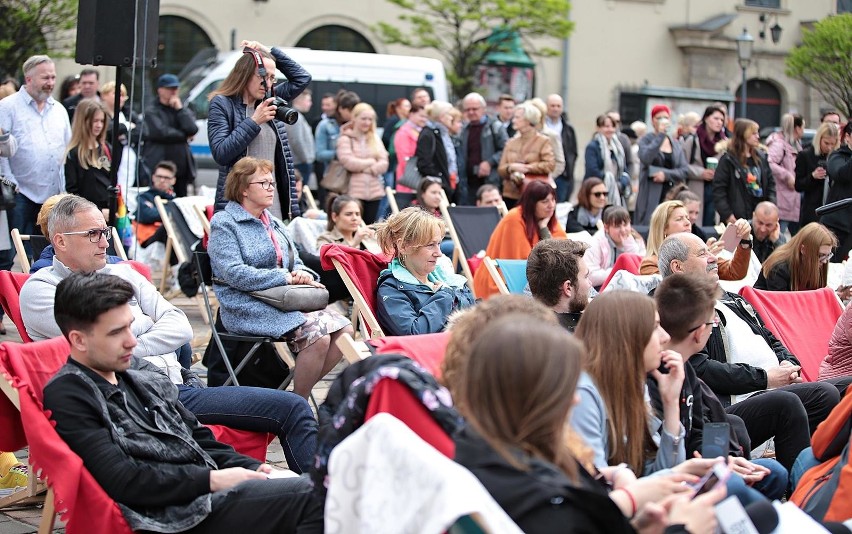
[75,0,160,68]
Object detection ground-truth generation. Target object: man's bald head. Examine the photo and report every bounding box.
[546,94,563,120]
[752,202,779,241]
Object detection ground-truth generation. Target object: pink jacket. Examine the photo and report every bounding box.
[766,132,800,222]
[820,302,852,380]
[337,122,389,201]
[583,229,646,287]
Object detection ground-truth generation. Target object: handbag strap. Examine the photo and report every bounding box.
[286,232,295,272]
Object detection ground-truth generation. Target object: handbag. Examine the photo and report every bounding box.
[319,160,350,194]
[398,157,423,189]
[249,232,329,312]
[0,177,16,211]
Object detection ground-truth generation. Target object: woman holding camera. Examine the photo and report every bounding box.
[796,121,840,227]
[634,105,689,226]
[208,39,311,220]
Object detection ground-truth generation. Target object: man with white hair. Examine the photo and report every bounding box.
[0,55,71,239]
[458,92,507,205]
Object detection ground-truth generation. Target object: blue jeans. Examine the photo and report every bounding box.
[11,193,41,258]
[375,171,395,221]
[555,175,573,203]
[791,447,819,491]
[177,385,318,474]
[177,342,192,369]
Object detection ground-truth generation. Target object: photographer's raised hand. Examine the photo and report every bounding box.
[240,40,271,54]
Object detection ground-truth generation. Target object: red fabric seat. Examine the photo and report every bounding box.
[0,271,32,342]
[738,286,843,382]
[368,332,450,380]
[599,253,643,292]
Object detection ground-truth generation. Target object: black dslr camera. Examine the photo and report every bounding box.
[269,96,299,125]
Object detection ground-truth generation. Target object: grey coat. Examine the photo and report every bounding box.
[634,132,689,226]
[458,117,508,187]
[209,201,319,338]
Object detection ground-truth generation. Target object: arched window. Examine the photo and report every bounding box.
[736,78,782,126]
[155,15,214,82]
[296,25,376,53]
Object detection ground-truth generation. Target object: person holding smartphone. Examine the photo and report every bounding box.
[795,121,840,227]
[635,104,690,226]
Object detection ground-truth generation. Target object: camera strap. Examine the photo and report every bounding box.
[243,47,271,97]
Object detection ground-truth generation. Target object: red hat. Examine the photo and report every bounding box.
[651,104,671,118]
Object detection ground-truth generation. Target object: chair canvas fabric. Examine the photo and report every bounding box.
[738,286,843,382]
[319,244,390,338]
[0,271,32,342]
[599,253,643,292]
[445,206,501,260]
[367,331,450,379]
[0,337,133,534]
[495,259,528,294]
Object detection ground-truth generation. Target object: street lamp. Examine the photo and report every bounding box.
[736,28,754,119]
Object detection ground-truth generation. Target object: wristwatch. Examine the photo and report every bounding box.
[739,239,752,249]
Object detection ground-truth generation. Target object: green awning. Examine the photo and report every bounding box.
[484,28,535,68]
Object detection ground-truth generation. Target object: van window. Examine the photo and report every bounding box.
[305,81,434,125]
[186,80,222,120]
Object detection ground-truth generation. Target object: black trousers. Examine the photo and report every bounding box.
[185,476,322,534]
[725,379,849,470]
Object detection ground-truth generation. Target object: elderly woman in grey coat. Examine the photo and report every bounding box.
[209,156,352,398]
[634,105,690,226]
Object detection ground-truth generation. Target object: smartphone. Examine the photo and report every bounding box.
[701,422,730,459]
[720,224,741,253]
[691,461,731,498]
[817,159,827,170]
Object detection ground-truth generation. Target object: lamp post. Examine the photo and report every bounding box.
[736,28,754,119]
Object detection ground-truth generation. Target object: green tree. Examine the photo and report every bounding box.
[786,13,852,118]
[376,0,573,98]
[0,0,78,80]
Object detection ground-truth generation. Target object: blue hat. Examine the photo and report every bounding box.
[157,74,180,88]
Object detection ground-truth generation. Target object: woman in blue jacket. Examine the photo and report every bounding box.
[207,39,311,219]
[374,207,474,336]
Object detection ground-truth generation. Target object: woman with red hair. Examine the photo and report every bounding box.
[634,104,690,225]
[473,181,567,298]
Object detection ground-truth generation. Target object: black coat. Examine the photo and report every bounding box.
[794,145,827,227]
[453,426,636,534]
[65,146,120,210]
[691,291,799,407]
[821,144,852,235]
[141,100,198,185]
[712,150,776,222]
[415,126,453,199]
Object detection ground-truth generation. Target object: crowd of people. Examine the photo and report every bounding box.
[1,41,852,533]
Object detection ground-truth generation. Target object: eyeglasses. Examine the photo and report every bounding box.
[688,316,719,333]
[592,191,609,198]
[249,180,275,191]
[152,173,176,181]
[61,227,112,243]
[819,251,834,263]
[257,74,276,85]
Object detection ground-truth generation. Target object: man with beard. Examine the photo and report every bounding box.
[526,238,591,332]
[0,55,71,239]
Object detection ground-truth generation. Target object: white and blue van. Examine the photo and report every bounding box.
[179,48,448,165]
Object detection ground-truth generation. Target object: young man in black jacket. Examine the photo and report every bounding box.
[44,272,322,533]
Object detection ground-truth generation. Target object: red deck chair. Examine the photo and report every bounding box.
[738,286,843,382]
[0,271,32,342]
[0,337,132,533]
[368,331,451,380]
[320,243,390,339]
[599,253,643,292]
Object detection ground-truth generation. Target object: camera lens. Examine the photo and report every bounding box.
[271,97,299,125]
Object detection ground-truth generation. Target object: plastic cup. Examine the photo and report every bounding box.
[706,157,718,171]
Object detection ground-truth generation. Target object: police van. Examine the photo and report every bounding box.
[179,48,448,165]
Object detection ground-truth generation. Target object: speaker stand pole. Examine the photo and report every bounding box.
[107,66,123,227]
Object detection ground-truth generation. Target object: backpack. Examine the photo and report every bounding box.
[789,390,852,521]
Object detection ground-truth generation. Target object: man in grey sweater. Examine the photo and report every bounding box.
[19,195,319,473]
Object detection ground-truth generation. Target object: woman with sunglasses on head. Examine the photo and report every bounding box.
[374,207,474,336]
[754,222,838,292]
[208,39,311,220]
[821,120,852,263]
[565,177,608,234]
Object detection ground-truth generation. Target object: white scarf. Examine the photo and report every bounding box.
[593,132,626,207]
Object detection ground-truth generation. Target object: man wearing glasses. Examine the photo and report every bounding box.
[20,195,319,475]
[141,74,198,197]
[656,232,848,465]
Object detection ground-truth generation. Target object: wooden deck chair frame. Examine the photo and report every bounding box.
[0,376,50,518]
[302,186,318,211]
[154,196,209,323]
[10,229,43,274]
[330,257,385,339]
[385,186,401,215]
[110,227,128,261]
[482,257,510,295]
[192,203,212,237]
[438,191,479,295]
[335,332,371,364]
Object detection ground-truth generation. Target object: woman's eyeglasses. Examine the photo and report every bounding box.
[592,191,609,198]
[256,74,276,85]
[61,227,113,243]
[249,181,276,191]
[819,251,834,263]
